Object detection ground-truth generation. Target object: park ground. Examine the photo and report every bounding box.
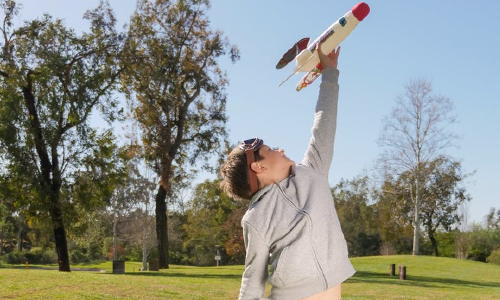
[1,255,500,299]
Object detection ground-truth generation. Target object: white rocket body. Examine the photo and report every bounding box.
[277,2,370,91]
[294,11,361,74]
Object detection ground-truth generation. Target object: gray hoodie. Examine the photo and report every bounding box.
[238,68,355,300]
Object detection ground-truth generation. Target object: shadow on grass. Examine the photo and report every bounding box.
[349,271,500,289]
[100,270,242,280]
[5,265,104,272]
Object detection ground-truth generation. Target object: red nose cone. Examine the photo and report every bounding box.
[352,2,370,21]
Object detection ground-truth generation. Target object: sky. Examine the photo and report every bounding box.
[13,0,500,224]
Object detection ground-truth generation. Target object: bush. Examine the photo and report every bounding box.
[169,251,184,265]
[467,225,500,262]
[70,249,89,263]
[486,248,500,265]
[40,251,58,264]
[3,249,59,265]
[24,248,43,264]
[5,251,25,264]
[122,246,141,262]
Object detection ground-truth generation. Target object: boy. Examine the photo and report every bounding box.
[220,44,354,300]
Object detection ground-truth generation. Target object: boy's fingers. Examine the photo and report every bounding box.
[316,43,324,57]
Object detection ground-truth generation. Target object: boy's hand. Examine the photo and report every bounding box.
[317,43,340,70]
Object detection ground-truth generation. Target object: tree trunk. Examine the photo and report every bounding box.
[50,192,70,272]
[113,215,118,261]
[429,231,438,257]
[0,227,4,255]
[87,214,91,260]
[142,227,148,271]
[16,213,24,252]
[412,177,420,255]
[155,185,169,269]
[23,79,70,271]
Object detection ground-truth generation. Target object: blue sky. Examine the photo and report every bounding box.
[15,0,500,224]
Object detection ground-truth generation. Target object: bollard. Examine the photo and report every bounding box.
[112,260,125,274]
[25,261,29,270]
[149,259,159,271]
[389,264,395,276]
[399,265,406,280]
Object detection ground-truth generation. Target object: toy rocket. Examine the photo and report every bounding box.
[276,2,370,91]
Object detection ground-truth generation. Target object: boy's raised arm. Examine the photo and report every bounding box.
[301,45,341,174]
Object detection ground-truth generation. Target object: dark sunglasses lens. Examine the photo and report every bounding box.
[243,138,257,146]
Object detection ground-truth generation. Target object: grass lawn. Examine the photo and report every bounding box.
[1,255,499,299]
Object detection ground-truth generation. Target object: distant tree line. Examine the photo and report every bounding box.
[2,173,500,267]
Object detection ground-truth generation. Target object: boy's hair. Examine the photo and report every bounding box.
[220,146,262,200]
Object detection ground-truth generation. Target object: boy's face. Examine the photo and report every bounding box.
[256,145,295,180]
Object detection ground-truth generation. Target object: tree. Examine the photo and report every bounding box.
[332,176,381,256]
[0,199,11,254]
[0,0,123,271]
[395,156,471,256]
[222,202,246,264]
[485,207,500,230]
[467,223,500,262]
[183,179,236,266]
[113,154,158,270]
[455,196,470,259]
[420,156,471,256]
[374,179,414,255]
[121,0,239,268]
[378,78,458,255]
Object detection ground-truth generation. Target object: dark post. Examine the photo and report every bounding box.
[112,260,125,274]
[149,259,159,271]
[399,265,406,280]
[390,264,396,276]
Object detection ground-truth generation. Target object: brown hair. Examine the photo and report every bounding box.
[220,146,262,200]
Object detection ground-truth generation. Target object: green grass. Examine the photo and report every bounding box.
[345,255,500,299]
[1,256,499,299]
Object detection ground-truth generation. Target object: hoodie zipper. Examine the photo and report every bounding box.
[276,183,328,290]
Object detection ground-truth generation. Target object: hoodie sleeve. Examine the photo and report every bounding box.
[239,222,270,300]
[301,67,340,175]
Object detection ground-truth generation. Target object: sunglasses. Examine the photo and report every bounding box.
[240,138,264,195]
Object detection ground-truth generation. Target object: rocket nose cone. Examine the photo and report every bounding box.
[352,2,370,21]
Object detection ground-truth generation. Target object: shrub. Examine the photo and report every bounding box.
[5,251,25,264]
[41,251,58,264]
[70,249,88,263]
[169,251,184,265]
[122,246,141,262]
[486,248,500,265]
[24,248,44,264]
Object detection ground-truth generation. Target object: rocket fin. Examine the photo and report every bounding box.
[295,63,322,91]
[275,37,310,69]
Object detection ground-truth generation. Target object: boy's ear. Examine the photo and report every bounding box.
[250,162,264,174]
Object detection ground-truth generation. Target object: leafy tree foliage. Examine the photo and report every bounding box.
[373,179,414,254]
[332,177,381,256]
[121,0,239,268]
[183,179,238,266]
[485,207,500,230]
[467,223,500,262]
[380,156,471,256]
[0,0,123,271]
[222,202,246,264]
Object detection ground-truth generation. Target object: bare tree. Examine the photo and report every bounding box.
[378,78,458,255]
